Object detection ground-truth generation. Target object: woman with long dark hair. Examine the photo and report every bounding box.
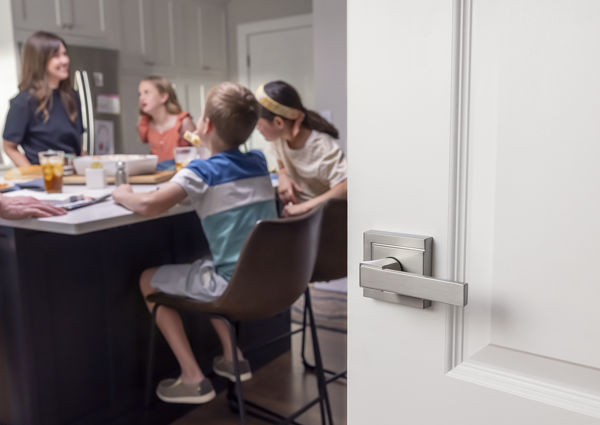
[3,31,84,166]
[255,81,347,217]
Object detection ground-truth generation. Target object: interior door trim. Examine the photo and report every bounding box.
[445,0,472,373]
[443,0,600,419]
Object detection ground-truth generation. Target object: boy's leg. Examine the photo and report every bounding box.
[210,318,253,382]
[140,268,205,385]
[210,318,244,362]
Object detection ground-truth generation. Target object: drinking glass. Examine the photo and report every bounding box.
[38,150,65,193]
[174,147,197,172]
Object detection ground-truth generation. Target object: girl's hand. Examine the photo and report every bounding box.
[282,202,312,218]
[278,172,303,204]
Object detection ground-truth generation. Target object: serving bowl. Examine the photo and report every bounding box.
[73,155,158,176]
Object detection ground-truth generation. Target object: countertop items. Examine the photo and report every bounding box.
[63,170,175,185]
[0,184,193,235]
[73,154,158,176]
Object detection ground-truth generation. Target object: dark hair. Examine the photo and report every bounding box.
[260,81,339,139]
[205,82,260,148]
[20,31,77,123]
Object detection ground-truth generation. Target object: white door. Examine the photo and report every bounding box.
[237,15,314,167]
[348,1,600,424]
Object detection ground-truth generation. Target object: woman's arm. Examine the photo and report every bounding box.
[0,195,66,219]
[3,140,30,167]
[282,178,347,217]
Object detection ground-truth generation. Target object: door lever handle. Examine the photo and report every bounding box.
[360,257,468,307]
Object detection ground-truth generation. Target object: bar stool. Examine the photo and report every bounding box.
[144,204,334,425]
[296,199,348,384]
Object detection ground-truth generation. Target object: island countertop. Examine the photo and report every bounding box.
[0,184,194,235]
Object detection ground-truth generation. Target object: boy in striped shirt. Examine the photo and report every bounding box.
[113,82,277,404]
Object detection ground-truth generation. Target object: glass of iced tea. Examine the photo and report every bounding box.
[38,150,64,193]
[174,147,197,172]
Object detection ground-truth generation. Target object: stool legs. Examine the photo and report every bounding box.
[300,291,347,383]
[304,288,334,425]
[145,303,160,409]
[220,318,247,425]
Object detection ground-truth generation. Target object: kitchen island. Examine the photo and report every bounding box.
[0,186,290,425]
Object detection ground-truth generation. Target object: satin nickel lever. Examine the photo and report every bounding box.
[360,258,468,307]
[361,231,468,308]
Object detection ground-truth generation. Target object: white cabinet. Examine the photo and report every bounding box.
[151,0,176,69]
[198,2,227,74]
[175,0,227,74]
[119,0,227,76]
[11,0,121,47]
[166,0,227,75]
[11,0,56,32]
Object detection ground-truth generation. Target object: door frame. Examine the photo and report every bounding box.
[236,14,313,87]
[443,0,600,418]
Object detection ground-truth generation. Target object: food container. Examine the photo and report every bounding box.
[86,168,107,189]
[74,155,158,176]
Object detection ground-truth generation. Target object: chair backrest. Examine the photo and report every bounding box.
[310,198,347,282]
[208,203,325,321]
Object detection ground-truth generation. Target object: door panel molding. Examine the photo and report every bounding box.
[448,351,600,419]
[445,0,600,419]
[445,0,472,372]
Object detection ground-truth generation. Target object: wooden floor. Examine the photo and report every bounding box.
[172,324,347,425]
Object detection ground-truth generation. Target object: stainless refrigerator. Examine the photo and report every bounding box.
[68,46,123,155]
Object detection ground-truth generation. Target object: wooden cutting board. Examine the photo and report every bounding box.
[63,170,175,185]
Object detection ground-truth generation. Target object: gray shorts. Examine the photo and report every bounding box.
[150,258,229,302]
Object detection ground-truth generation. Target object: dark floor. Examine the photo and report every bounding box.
[172,323,347,425]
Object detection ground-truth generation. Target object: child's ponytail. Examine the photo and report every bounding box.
[260,81,340,139]
[304,109,339,139]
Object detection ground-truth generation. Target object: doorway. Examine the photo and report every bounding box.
[237,14,314,169]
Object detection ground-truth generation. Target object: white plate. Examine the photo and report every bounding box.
[0,181,16,193]
[73,155,158,176]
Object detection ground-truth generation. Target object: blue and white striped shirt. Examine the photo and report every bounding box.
[172,149,277,280]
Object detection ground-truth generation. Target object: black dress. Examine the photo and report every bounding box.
[3,89,84,165]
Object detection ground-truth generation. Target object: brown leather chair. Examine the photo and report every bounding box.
[144,204,333,425]
[297,199,347,383]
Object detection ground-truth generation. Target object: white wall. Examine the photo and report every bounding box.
[0,0,19,166]
[313,0,347,152]
[227,0,312,83]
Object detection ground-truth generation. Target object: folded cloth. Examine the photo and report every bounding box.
[2,185,21,193]
[157,160,176,171]
[17,178,45,191]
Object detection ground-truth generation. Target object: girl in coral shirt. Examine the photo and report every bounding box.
[138,76,195,162]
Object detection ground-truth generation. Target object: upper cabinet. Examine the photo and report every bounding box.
[198,2,227,74]
[119,0,227,76]
[11,0,120,43]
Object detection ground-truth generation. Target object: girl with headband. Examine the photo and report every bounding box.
[255,81,347,217]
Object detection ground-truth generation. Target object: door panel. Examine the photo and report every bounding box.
[348,0,600,423]
[468,0,600,369]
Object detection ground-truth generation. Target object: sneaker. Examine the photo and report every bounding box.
[213,355,253,382]
[156,378,216,404]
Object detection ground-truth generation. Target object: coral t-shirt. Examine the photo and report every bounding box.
[138,112,191,161]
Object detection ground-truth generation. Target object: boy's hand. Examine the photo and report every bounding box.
[278,172,303,204]
[112,182,187,217]
[112,184,133,205]
[282,202,312,218]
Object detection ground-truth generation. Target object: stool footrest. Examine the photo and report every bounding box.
[228,389,322,425]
